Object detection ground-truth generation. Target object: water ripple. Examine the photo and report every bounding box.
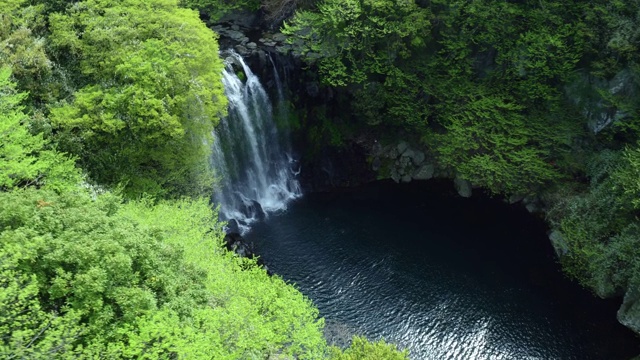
[246,185,637,360]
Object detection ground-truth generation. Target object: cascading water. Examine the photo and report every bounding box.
[211,51,301,234]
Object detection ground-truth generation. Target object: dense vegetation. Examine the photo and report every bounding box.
[1,188,327,358]
[279,0,640,328]
[0,0,407,358]
[3,0,639,355]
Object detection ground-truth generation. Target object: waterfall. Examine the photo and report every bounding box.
[212,51,301,234]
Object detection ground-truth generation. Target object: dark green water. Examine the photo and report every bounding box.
[245,180,639,359]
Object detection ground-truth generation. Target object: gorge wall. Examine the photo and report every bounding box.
[209,11,640,346]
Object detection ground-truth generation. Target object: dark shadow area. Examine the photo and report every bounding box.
[246,179,639,359]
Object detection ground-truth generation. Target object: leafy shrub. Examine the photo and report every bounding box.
[0,189,327,358]
[48,0,227,198]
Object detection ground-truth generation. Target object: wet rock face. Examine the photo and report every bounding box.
[223,232,272,275]
[224,232,255,258]
[212,22,294,58]
[298,141,377,192]
[212,20,306,95]
[215,10,259,29]
[211,9,322,63]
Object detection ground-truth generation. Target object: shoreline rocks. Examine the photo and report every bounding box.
[224,232,272,275]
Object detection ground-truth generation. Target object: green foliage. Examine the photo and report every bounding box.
[48,0,227,198]
[117,198,327,359]
[0,0,52,102]
[0,264,84,358]
[613,144,640,208]
[431,89,565,194]
[583,1,640,78]
[422,1,587,193]
[352,71,431,130]
[286,0,594,194]
[0,67,80,191]
[0,188,329,358]
[329,336,408,360]
[284,0,430,87]
[547,149,640,297]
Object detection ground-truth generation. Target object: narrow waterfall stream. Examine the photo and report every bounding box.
[211,51,301,233]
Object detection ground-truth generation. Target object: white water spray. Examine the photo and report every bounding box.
[212,51,301,234]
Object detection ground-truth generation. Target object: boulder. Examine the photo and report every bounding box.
[548,230,569,257]
[385,145,399,159]
[226,219,240,234]
[390,168,401,183]
[223,232,243,251]
[323,319,357,349]
[371,157,382,171]
[398,154,412,170]
[525,203,539,213]
[454,176,472,198]
[234,45,250,56]
[246,200,266,220]
[523,195,542,213]
[225,29,246,42]
[246,42,257,49]
[401,148,415,163]
[508,194,525,204]
[272,33,287,43]
[618,287,640,337]
[396,141,409,155]
[224,55,243,69]
[223,232,256,259]
[411,150,425,166]
[413,164,434,180]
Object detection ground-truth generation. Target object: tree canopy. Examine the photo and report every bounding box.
[0,189,329,358]
[0,66,79,191]
[284,0,640,194]
[45,0,227,197]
